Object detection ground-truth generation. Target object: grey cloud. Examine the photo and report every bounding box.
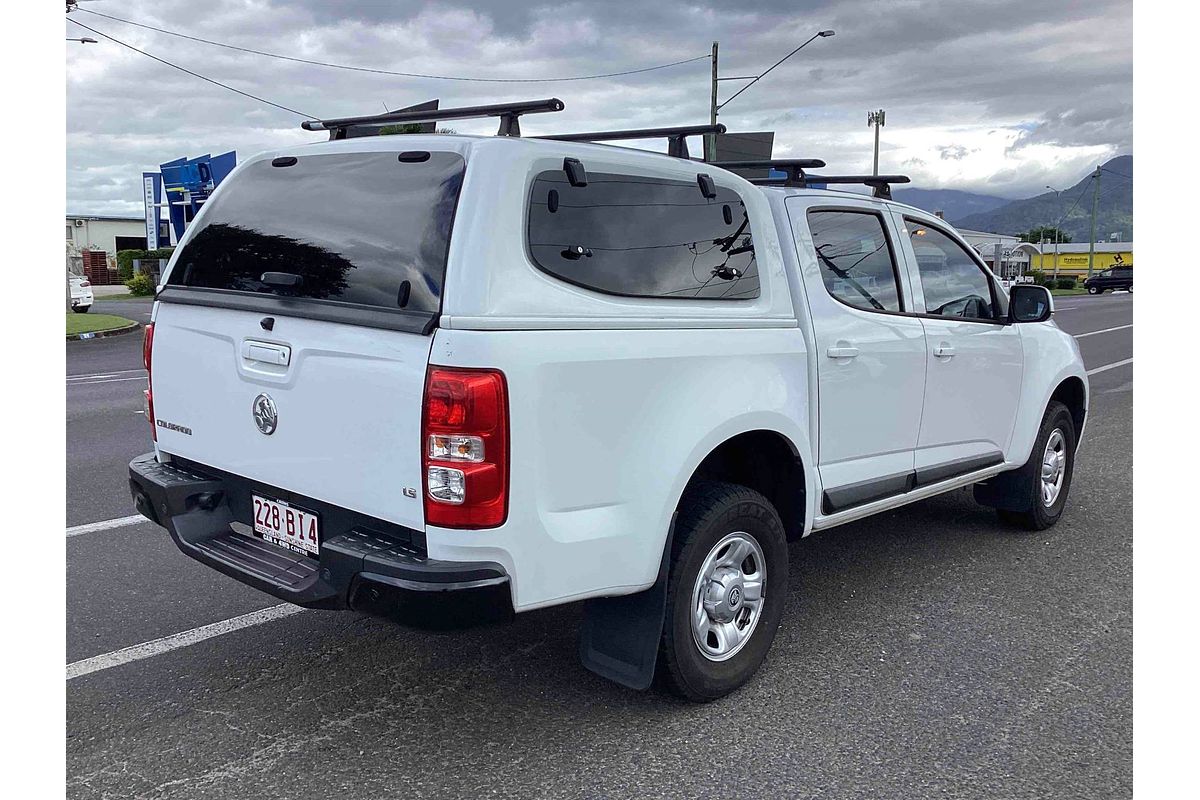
[66,0,1132,211]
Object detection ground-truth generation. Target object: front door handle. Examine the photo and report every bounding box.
[933,343,955,359]
[826,345,860,359]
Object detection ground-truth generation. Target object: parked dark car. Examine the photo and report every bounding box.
[1084,266,1133,294]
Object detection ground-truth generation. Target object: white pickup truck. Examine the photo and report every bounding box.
[129,100,1087,701]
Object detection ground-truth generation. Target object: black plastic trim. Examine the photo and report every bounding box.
[156,286,438,335]
[914,452,1004,487]
[821,471,915,515]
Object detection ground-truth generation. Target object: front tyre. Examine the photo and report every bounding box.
[988,401,1077,531]
[657,481,788,702]
[73,305,90,314]
[1087,285,1100,294]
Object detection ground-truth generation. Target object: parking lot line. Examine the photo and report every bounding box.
[1087,358,1133,376]
[1074,324,1133,339]
[66,603,306,681]
[67,514,148,537]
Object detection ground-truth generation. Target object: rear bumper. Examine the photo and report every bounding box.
[128,453,513,625]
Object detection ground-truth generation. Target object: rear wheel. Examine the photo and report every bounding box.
[657,481,788,702]
[988,401,1077,531]
[73,306,90,314]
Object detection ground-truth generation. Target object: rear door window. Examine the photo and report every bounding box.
[527,170,759,300]
[166,151,466,314]
[806,209,903,312]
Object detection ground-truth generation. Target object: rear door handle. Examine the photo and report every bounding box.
[826,345,859,359]
[933,344,955,359]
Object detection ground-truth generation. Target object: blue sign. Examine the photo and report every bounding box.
[158,151,237,241]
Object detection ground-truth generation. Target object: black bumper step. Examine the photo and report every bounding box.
[129,453,511,621]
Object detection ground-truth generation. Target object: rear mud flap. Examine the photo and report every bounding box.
[578,513,676,691]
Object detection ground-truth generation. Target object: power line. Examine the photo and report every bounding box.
[1100,167,1132,181]
[78,7,711,83]
[67,18,314,117]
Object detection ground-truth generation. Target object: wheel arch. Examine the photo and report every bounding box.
[670,418,814,542]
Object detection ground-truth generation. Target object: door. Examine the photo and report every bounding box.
[895,215,1023,482]
[150,149,468,531]
[786,199,926,514]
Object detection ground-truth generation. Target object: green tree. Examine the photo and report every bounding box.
[1019,226,1072,244]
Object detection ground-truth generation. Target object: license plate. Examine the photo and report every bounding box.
[252,494,320,557]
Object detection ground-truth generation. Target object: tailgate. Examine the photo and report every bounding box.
[151,302,432,530]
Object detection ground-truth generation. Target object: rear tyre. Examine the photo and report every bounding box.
[656,481,788,702]
[73,306,90,314]
[988,401,1077,531]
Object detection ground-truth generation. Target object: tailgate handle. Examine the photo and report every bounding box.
[242,340,291,366]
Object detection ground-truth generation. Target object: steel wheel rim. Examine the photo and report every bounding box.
[1040,428,1067,507]
[691,531,766,662]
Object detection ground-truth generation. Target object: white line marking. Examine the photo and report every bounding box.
[67,369,146,380]
[66,604,306,681]
[67,376,148,386]
[1087,358,1133,376]
[1074,324,1133,339]
[66,515,147,537]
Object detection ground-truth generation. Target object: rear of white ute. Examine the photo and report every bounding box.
[129,144,514,624]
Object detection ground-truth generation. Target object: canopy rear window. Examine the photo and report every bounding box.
[166,151,466,316]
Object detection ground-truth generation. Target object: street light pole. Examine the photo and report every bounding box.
[706,41,719,162]
[868,109,886,176]
[1088,167,1101,279]
[1045,185,1063,280]
[710,30,835,161]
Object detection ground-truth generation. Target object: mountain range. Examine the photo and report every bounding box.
[895,155,1133,242]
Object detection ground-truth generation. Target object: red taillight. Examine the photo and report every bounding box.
[143,323,156,441]
[421,366,509,528]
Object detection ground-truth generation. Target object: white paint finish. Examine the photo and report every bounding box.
[782,195,926,493]
[151,302,433,531]
[66,604,304,680]
[66,515,147,537]
[426,325,812,610]
[1087,358,1133,376]
[1074,324,1133,339]
[438,136,797,330]
[912,317,1024,469]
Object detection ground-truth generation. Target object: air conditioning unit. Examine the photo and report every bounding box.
[74,219,85,227]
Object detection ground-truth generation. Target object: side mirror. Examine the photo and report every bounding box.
[1009,283,1053,323]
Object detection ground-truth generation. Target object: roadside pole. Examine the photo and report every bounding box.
[706,41,718,162]
[1087,167,1101,279]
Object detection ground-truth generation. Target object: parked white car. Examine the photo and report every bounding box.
[69,273,93,313]
[129,101,1088,701]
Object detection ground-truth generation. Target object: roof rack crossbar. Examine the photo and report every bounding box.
[538,124,726,159]
[300,98,565,140]
[747,172,911,199]
[712,158,827,184]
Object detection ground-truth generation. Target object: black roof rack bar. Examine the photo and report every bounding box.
[713,158,826,185]
[747,172,911,199]
[538,124,726,159]
[300,98,565,139]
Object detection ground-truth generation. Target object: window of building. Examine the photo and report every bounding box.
[66,223,73,241]
[526,170,759,300]
[806,209,902,312]
[906,219,997,320]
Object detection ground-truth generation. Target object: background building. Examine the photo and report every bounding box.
[65,214,170,278]
[1030,241,1133,275]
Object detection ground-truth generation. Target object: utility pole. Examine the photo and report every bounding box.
[868,110,886,176]
[1087,167,1101,279]
[706,41,719,162]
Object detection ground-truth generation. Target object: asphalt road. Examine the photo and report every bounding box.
[66,293,1132,799]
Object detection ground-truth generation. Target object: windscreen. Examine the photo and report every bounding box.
[166,151,466,314]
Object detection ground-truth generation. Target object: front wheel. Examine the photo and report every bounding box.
[982,401,1077,531]
[73,305,90,314]
[1087,286,1100,294]
[657,481,788,702]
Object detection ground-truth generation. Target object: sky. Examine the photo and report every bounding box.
[65,0,1132,215]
